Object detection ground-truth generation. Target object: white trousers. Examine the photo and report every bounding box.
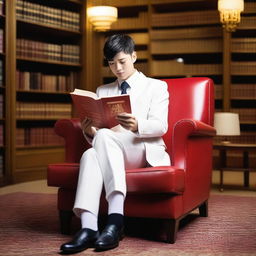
[73,128,147,218]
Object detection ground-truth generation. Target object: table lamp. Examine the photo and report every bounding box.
[214,112,240,144]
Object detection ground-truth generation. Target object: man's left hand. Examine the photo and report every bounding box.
[116,113,138,132]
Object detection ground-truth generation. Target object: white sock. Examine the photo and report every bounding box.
[107,191,124,215]
[80,210,98,231]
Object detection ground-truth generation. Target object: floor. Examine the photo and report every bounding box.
[0,179,256,197]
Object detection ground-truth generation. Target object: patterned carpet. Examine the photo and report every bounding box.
[0,192,256,256]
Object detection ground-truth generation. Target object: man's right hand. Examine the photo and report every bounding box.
[81,118,98,138]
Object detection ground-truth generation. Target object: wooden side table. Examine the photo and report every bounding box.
[213,143,256,191]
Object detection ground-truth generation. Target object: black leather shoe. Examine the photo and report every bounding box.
[95,224,124,251]
[60,228,99,253]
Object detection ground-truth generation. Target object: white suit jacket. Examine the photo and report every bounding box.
[96,71,171,167]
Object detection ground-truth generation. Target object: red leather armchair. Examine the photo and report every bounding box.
[48,77,216,243]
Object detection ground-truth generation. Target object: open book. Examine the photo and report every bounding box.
[70,89,132,128]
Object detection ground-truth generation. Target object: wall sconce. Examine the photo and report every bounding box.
[218,0,244,32]
[87,6,118,32]
[214,112,241,144]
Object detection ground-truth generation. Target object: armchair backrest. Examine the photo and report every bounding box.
[161,77,215,156]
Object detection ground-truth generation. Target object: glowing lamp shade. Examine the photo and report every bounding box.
[87,6,118,32]
[218,0,244,32]
[214,112,240,143]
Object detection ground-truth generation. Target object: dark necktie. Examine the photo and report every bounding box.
[121,81,129,95]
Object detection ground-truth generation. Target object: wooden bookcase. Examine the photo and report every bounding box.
[88,0,256,184]
[1,0,255,186]
[1,0,87,185]
[0,0,5,185]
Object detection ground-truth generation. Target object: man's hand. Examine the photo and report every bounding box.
[116,113,138,132]
[81,118,98,138]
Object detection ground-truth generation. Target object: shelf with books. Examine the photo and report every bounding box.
[230,84,256,100]
[230,4,256,141]
[88,0,255,176]
[16,39,81,66]
[17,18,82,37]
[0,0,85,185]
[91,0,148,7]
[151,10,219,28]
[16,126,65,148]
[16,70,78,92]
[16,0,81,32]
[111,11,148,31]
[17,56,81,67]
[149,3,222,82]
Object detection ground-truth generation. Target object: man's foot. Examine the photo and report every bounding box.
[95,224,124,251]
[60,228,99,253]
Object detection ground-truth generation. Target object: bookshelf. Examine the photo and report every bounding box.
[0,0,4,184]
[87,0,256,188]
[1,0,85,185]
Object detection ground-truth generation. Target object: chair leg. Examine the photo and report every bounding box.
[199,200,208,217]
[59,210,73,235]
[165,218,180,244]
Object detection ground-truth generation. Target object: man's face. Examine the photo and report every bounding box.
[108,51,137,80]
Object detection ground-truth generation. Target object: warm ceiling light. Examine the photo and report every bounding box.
[218,0,244,32]
[87,6,118,32]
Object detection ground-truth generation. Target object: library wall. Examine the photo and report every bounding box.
[1,0,255,187]
[1,0,85,185]
[89,0,256,189]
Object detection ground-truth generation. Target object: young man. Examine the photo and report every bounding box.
[60,34,170,253]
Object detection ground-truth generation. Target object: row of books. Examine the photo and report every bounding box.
[0,29,3,53]
[231,62,256,75]
[111,12,148,30]
[151,10,219,27]
[16,127,64,147]
[244,2,256,13]
[230,108,256,122]
[232,38,256,53]
[17,39,80,64]
[16,102,72,119]
[16,0,80,31]
[151,38,222,54]
[92,0,148,6]
[150,27,222,40]
[16,70,78,92]
[150,61,222,76]
[239,16,256,29]
[215,84,256,99]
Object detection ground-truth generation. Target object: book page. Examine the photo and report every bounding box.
[71,89,98,99]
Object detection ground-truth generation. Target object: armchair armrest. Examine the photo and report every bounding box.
[54,118,91,163]
[172,119,216,168]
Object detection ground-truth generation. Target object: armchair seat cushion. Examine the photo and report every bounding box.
[48,163,185,195]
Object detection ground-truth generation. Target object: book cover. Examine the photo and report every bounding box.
[70,89,132,128]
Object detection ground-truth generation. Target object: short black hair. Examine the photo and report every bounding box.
[103,34,135,61]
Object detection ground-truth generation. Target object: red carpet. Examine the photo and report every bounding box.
[0,192,256,256]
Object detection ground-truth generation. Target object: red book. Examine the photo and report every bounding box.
[70,89,132,128]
